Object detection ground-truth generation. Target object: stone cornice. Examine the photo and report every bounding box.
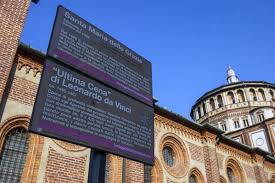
[17,54,42,77]
[216,143,253,164]
[154,114,201,143]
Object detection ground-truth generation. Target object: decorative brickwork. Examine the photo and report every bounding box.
[220,176,226,183]
[44,147,87,183]
[217,153,225,170]
[188,142,204,163]
[203,146,220,183]
[152,158,163,183]
[243,163,255,180]
[253,166,268,183]
[17,51,43,78]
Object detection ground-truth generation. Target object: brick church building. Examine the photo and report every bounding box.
[0,0,274,182]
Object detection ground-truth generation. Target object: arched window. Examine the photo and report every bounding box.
[227,167,236,183]
[160,134,190,178]
[210,98,215,111]
[0,128,28,182]
[217,95,223,107]
[227,92,235,104]
[270,90,275,102]
[189,168,205,183]
[197,107,201,118]
[249,89,257,101]
[258,89,266,101]
[237,90,245,102]
[162,147,174,167]
[202,103,207,115]
[226,158,245,183]
[189,174,197,183]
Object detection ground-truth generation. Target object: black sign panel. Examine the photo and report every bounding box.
[30,59,154,165]
[48,6,153,106]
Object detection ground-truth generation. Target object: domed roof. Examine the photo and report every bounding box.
[190,81,275,118]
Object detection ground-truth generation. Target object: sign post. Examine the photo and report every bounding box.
[29,5,154,182]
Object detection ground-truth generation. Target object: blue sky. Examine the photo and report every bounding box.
[21,0,275,120]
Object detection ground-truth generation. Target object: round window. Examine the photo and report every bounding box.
[159,134,190,177]
[162,146,174,167]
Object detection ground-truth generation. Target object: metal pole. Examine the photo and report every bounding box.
[88,150,106,183]
[122,158,126,183]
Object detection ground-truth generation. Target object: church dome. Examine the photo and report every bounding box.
[190,68,275,133]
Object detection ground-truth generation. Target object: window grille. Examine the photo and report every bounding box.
[144,165,152,183]
[162,147,174,167]
[0,128,28,182]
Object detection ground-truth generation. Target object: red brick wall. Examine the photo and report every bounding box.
[0,0,32,103]
[203,146,220,183]
[105,155,123,183]
[253,166,268,183]
[243,163,255,181]
[126,160,144,183]
[21,135,44,183]
[44,147,87,183]
[7,76,38,105]
[217,153,225,170]
[188,142,204,163]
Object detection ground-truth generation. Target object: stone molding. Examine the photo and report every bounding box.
[17,54,42,77]
[188,167,206,183]
[155,114,201,143]
[158,132,190,178]
[0,115,29,150]
[36,137,90,183]
[216,143,253,164]
[52,139,87,152]
[224,156,247,183]
[0,115,43,182]
[152,157,163,183]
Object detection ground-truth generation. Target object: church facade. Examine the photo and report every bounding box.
[0,0,274,182]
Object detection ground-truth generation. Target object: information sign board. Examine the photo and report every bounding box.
[30,59,154,165]
[48,6,153,106]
